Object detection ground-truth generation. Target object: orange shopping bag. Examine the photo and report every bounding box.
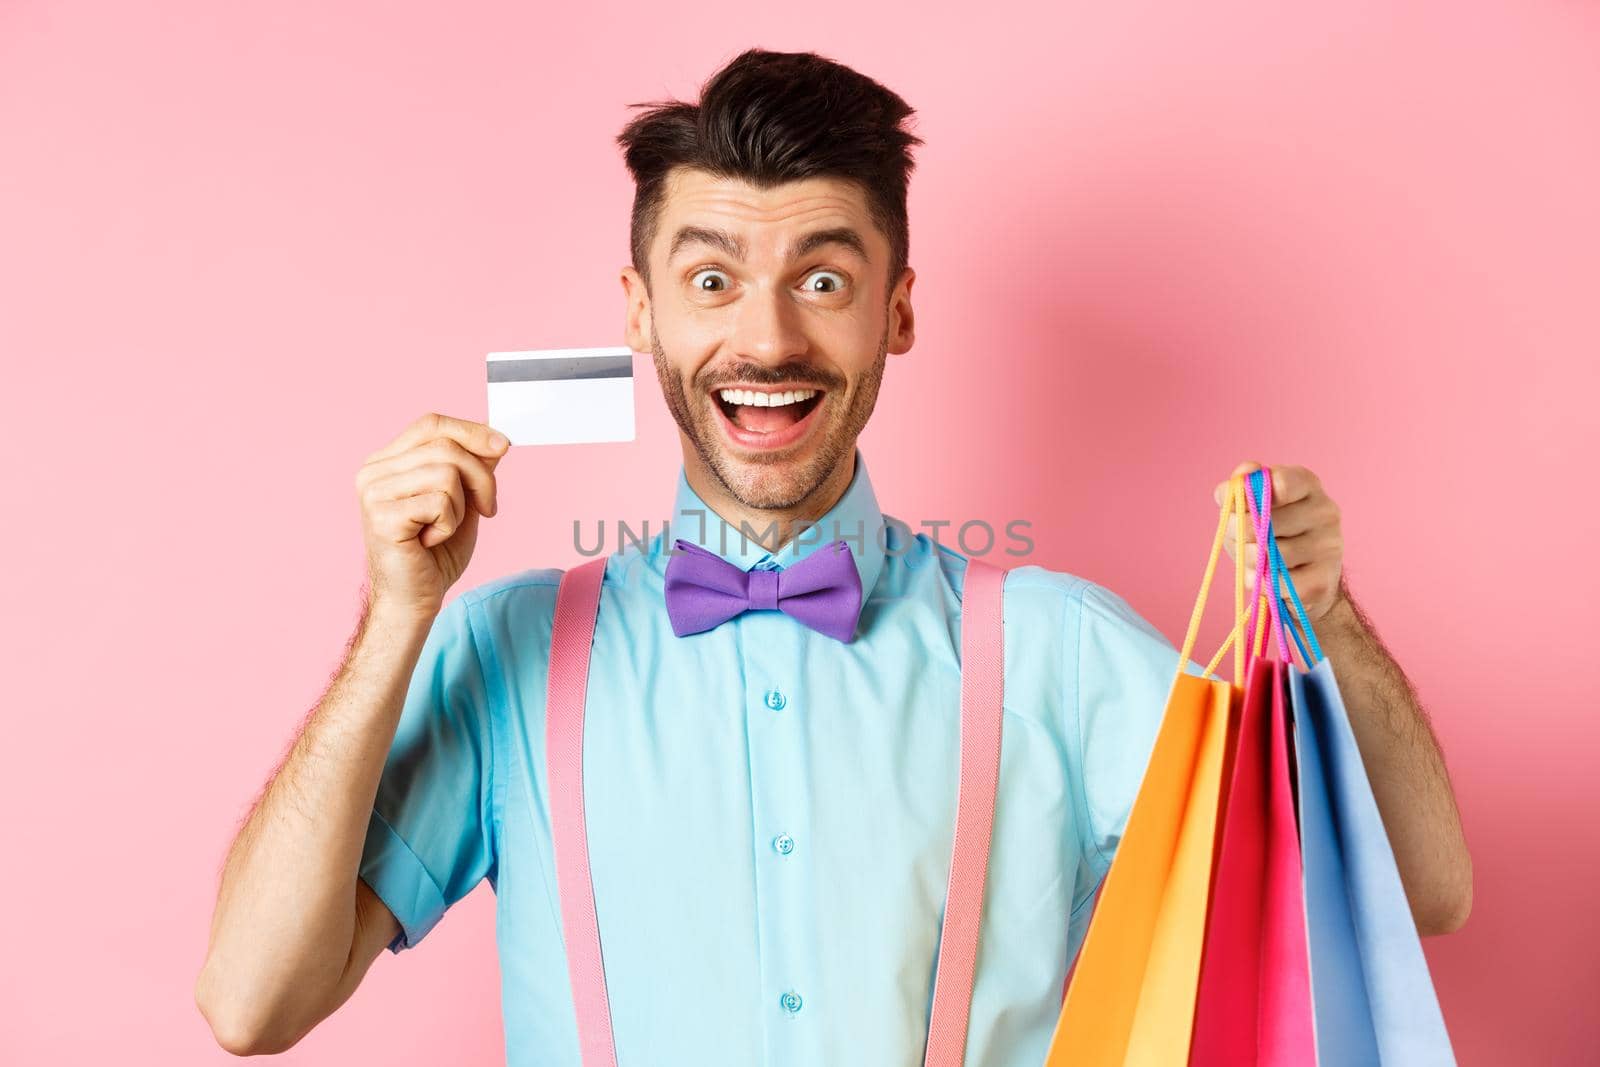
[1044,475,1260,1065]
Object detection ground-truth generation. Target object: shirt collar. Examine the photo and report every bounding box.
[666,447,887,601]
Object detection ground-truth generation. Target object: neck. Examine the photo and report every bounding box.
[683,447,856,554]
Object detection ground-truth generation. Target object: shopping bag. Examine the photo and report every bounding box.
[1044,474,1259,1065]
[1190,471,1315,1065]
[1243,473,1458,1065]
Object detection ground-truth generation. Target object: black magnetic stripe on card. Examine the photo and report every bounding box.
[487,355,634,383]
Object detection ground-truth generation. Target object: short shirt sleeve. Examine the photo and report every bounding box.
[358,591,497,953]
[1070,581,1207,901]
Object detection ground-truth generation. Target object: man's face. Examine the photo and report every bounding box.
[622,168,915,512]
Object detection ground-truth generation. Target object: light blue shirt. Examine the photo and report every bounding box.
[359,449,1200,1066]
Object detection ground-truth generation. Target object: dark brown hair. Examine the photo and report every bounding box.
[616,48,924,297]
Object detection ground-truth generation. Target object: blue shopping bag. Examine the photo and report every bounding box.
[1247,470,1456,1065]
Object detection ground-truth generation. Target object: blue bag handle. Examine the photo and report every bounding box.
[1246,469,1326,667]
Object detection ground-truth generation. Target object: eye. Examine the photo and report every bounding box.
[689,268,731,292]
[803,269,847,293]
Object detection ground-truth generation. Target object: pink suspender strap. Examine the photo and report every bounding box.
[546,554,1009,1067]
[546,557,617,1067]
[923,556,1008,1067]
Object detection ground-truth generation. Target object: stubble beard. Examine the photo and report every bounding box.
[651,323,888,513]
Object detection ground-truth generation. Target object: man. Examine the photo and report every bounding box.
[195,48,1471,1064]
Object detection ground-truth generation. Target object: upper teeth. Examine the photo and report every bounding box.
[718,388,818,408]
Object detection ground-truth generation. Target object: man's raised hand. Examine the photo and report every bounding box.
[356,412,510,620]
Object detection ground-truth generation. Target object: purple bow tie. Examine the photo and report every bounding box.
[663,538,864,642]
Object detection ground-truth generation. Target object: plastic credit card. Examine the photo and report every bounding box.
[486,346,635,445]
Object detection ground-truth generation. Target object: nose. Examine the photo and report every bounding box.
[728,282,809,368]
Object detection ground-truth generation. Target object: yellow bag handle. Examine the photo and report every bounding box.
[1174,474,1270,690]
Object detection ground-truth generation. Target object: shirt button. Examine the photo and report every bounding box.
[773,833,795,855]
[764,689,787,711]
[780,990,803,1014]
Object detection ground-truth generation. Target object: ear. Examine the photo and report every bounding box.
[887,266,916,355]
[620,265,653,354]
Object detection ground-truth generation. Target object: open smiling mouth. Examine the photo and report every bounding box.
[712,386,826,449]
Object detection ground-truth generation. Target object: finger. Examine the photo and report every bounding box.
[1228,533,1335,578]
[1282,559,1337,610]
[371,489,462,547]
[365,412,511,466]
[1268,464,1318,506]
[1222,483,1334,537]
[1223,513,1259,545]
[1221,539,1263,571]
[1212,462,1320,509]
[1247,527,1330,572]
[366,466,466,541]
[417,495,472,548]
[360,438,499,517]
[1254,495,1338,539]
[1277,526,1345,570]
[1213,461,1264,505]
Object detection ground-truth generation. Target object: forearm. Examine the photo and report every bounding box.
[1315,580,1472,935]
[196,596,432,1048]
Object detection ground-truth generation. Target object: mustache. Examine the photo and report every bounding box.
[696,363,844,391]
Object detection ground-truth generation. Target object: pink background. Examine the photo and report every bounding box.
[4,2,1596,1063]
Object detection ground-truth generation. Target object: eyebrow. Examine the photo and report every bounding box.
[667,225,870,266]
